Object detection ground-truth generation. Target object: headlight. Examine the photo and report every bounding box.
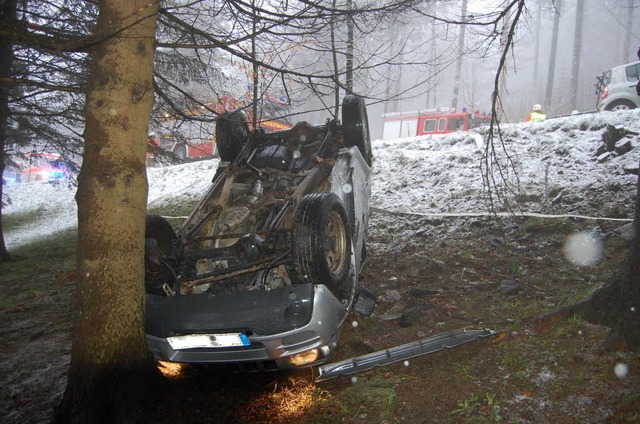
[287,348,321,367]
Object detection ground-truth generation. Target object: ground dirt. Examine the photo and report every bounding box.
[1,213,640,423]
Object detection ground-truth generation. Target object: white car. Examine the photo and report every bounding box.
[597,60,640,111]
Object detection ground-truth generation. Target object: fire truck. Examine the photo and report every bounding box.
[157,95,292,161]
[382,108,489,140]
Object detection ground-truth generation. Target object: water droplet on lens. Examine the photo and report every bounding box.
[614,363,628,379]
[562,232,603,267]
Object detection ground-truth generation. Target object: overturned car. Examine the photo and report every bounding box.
[144,95,374,371]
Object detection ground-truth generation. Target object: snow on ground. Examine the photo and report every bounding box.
[371,110,640,216]
[4,110,640,250]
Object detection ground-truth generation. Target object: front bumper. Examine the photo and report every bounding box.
[145,283,348,369]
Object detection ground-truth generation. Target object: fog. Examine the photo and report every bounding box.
[144,1,640,144]
[389,1,638,131]
[296,1,640,140]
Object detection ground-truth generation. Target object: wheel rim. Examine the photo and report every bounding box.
[612,104,630,111]
[324,210,348,275]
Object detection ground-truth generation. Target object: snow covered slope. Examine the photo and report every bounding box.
[4,110,639,250]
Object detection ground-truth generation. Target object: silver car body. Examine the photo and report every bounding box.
[145,129,372,370]
[598,61,640,111]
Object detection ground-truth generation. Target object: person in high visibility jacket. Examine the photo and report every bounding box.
[526,104,546,122]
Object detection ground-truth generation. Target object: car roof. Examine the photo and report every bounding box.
[612,60,640,71]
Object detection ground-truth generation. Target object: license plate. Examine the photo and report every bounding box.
[167,333,251,350]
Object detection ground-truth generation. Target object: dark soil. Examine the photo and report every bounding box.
[2,213,640,423]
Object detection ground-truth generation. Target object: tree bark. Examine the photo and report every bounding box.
[451,0,467,112]
[330,0,340,117]
[251,0,259,129]
[345,0,354,94]
[534,160,640,351]
[0,0,18,262]
[544,0,562,113]
[54,1,160,422]
[569,0,585,111]
[623,0,634,62]
[532,0,542,87]
[580,159,640,350]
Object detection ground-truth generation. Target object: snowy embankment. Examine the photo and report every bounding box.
[371,110,640,218]
[4,110,640,250]
[3,160,218,250]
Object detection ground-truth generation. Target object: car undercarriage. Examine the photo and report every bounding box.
[144,95,375,370]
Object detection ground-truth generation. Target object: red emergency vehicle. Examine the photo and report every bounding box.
[7,152,67,183]
[382,108,489,140]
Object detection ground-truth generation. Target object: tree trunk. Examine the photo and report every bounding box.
[0,0,18,262]
[544,0,562,113]
[534,161,640,351]
[569,0,585,111]
[345,0,354,94]
[54,1,160,422]
[623,0,634,62]
[580,160,640,350]
[251,0,259,129]
[532,0,542,87]
[451,0,467,111]
[331,0,340,117]
[428,4,438,109]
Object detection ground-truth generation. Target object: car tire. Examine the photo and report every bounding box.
[216,110,249,162]
[145,214,178,295]
[289,193,352,296]
[605,99,637,111]
[342,95,372,166]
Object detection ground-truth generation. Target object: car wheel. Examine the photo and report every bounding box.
[216,110,249,162]
[289,193,352,296]
[605,99,637,111]
[145,214,178,295]
[342,95,372,166]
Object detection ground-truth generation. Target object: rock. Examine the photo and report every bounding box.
[378,312,403,321]
[623,162,639,175]
[597,151,612,163]
[614,138,633,155]
[409,288,441,297]
[490,237,504,247]
[468,281,498,292]
[378,300,405,320]
[380,289,401,303]
[399,307,421,327]
[611,222,635,242]
[601,124,626,151]
[500,279,523,295]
